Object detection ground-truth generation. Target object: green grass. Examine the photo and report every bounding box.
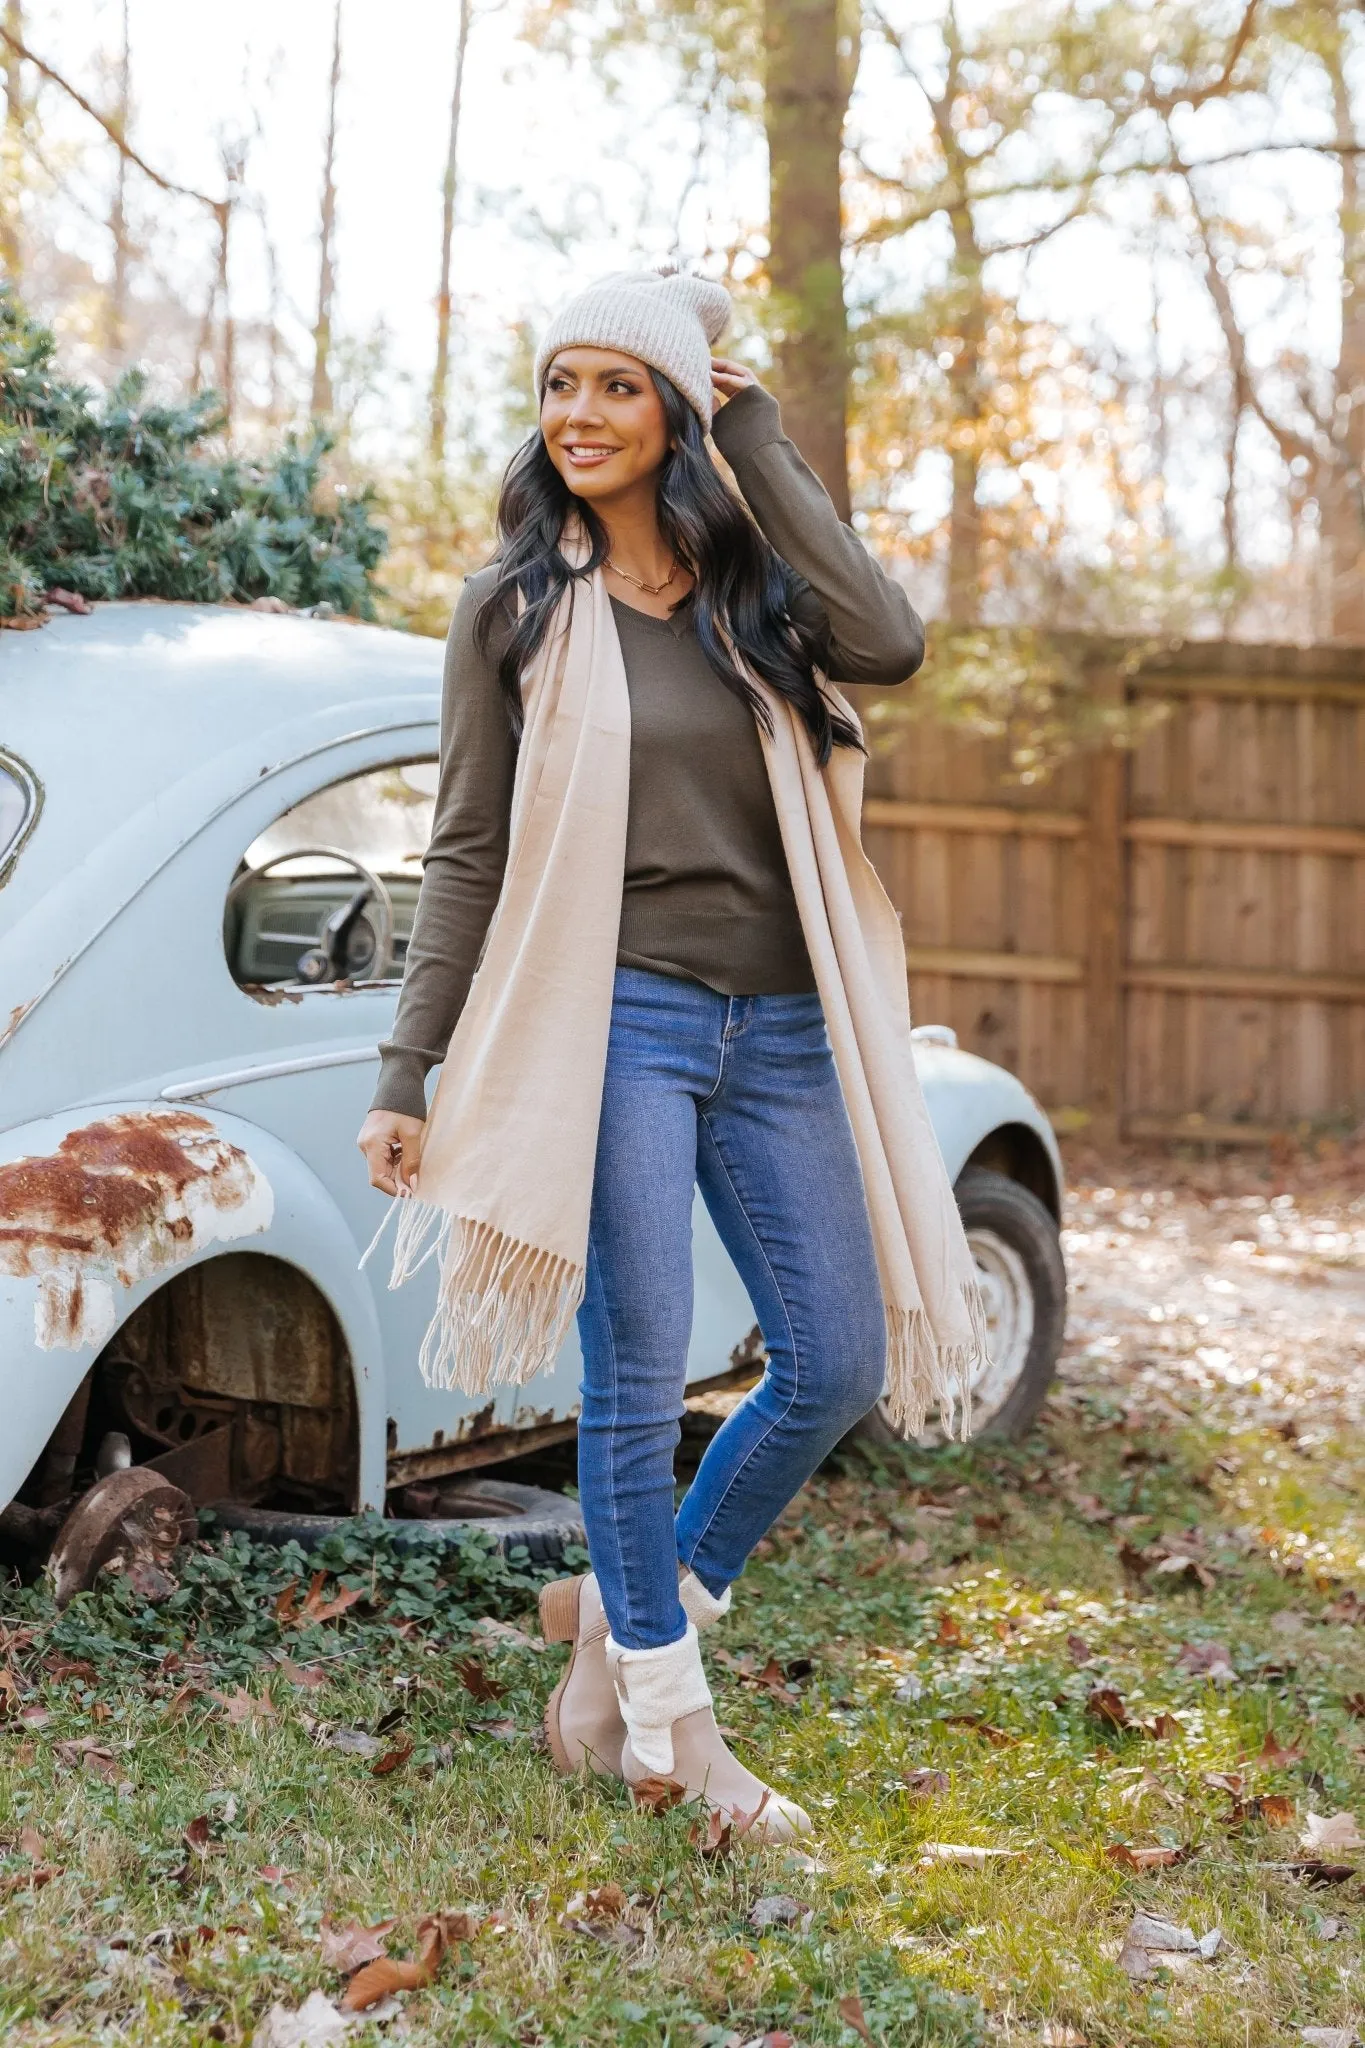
[4,1168,1365,2045]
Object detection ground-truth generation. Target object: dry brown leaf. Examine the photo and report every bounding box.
[943,1712,1017,1747]
[18,1825,45,1861]
[1040,2027,1088,2047]
[1257,1728,1305,1767]
[1282,1860,1356,1885]
[1176,1641,1236,1683]
[1142,1713,1183,1741]
[837,1991,876,2044]
[319,1916,395,1973]
[42,1655,97,1683]
[274,1579,299,1624]
[1105,1842,1192,1871]
[1229,1793,1296,1828]
[1118,1770,1181,1810]
[903,1768,950,1797]
[1086,1686,1130,1730]
[1301,1811,1365,1854]
[749,1894,813,1932]
[455,1656,506,1703]
[582,1882,626,1920]
[211,1684,275,1726]
[276,1658,329,1689]
[370,1735,414,1779]
[1203,1770,1246,1798]
[919,1842,1022,1864]
[936,1612,964,1645]
[1066,1635,1094,1665]
[293,1571,365,1628]
[339,1956,430,2010]
[632,1775,686,1814]
[690,1808,733,1856]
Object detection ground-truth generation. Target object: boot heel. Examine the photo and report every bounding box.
[538,1575,582,1644]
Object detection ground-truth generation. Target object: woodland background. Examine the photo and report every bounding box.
[2,0,1362,669]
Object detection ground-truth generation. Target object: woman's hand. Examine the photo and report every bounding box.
[357,1110,426,1196]
[711,357,761,408]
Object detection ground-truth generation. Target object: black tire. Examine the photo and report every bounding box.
[212,1477,586,1566]
[850,1167,1066,1448]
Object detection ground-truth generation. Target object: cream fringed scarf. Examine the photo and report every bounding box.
[380,547,991,1438]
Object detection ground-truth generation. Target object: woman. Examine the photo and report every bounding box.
[358,270,986,1842]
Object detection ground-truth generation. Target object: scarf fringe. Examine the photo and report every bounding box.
[882,1281,992,1442]
[388,1200,584,1397]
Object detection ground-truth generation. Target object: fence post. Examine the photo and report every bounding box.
[1085,670,1127,1146]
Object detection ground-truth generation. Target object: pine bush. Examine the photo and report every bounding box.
[0,288,387,622]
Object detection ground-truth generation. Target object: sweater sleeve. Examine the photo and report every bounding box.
[709,382,925,687]
[369,572,517,1120]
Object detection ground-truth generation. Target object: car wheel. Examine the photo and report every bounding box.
[213,1477,587,1566]
[850,1167,1066,1448]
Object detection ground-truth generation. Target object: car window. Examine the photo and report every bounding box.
[0,753,37,882]
[225,760,436,990]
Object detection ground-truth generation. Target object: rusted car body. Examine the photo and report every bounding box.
[0,603,1064,1542]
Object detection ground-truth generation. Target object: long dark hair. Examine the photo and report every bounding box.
[474,368,860,762]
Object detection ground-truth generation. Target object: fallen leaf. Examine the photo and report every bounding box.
[1086,1686,1131,1730]
[211,1684,276,1726]
[943,1712,1018,1747]
[902,1768,950,1797]
[1153,1551,1218,1589]
[919,1842,1022,1864]
[183,1816,213,1858]
[18,1825,45,1860]
[319,1917,395,1973]
[18,1705,50,1728]
[274,1579,300,1624]
[1344,1695,1365,1719]
[1106,1843,1192,1871]
[936,1613,964,1645]
[276,1658,329,1689]
[748,1893,813,1933]
[1279,1860,1357,1886]
[455,1656,506,1703]
[632,1775,686,1814]
[43,586,93,614]
[371,1736,414,1778]
[339,1957,428,2010]
[1139,1712,1183,1741]
[1257,1728,1305,1767]
[1066,1635,1094,1665]
[1176,1641,1236,1683]
[162,1682,204,1721]
[1117,1910,1221,1980]
[1119,1769,1181,1810]
[1301,1811,1364,1854]
[690,1808,733,1856]
[1299,2030,1361,2047]
[1067,1492,1115,1525]
[837,1991,875,2044]
[294,1572,366,1629]
[477,1717,525,1741]
[1040,2029,1088,2047]
[1229,1793,1296,1828]
[42,1655,97,1683]
[582,1881,626,1919]
[55,1736,118,1779]
[318,1726,381,1758]
[254,1987,368,2043]
[472,1617,543,1652]
[1203,1770,1246,1798]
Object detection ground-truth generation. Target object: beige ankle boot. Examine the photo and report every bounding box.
[540,1569,729,1779]
[607,1624,812,1843]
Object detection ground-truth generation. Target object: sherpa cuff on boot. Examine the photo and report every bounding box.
[679,1569,731,1629]
[605,1623,712,1777]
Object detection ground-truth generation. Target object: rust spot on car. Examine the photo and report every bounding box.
[239,983,304,1007]
[0,1110,273,1352]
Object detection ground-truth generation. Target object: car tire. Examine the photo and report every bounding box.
[850,1167,1066,1448]
[212,1477,587,1566]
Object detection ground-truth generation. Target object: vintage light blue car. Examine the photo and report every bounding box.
[0,603,1065,1573]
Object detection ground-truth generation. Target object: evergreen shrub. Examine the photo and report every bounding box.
[0,288,386,623]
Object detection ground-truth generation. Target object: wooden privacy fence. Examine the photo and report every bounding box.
[857,640,1365,1143]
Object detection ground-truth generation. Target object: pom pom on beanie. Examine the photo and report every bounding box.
[533,269,732,428]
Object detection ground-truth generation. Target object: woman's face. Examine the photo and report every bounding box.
[540,347,670,502]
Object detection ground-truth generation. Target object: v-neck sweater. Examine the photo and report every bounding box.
[371,383,924,1120]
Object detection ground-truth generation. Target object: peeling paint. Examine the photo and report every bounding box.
[0,1111,273,1351]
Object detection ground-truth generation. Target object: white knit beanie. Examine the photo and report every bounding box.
[534,269,732,429]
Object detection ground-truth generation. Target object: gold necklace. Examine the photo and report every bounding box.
[606,554,678,596]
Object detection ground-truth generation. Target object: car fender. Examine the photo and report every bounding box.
[0,1101,388,1512]
[912,1042,1064,1211]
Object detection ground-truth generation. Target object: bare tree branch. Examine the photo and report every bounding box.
[0,22,226,216]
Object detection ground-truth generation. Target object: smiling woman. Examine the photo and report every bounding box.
[354,266,964,1846]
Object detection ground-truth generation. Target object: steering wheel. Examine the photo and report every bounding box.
[226,844,396,984]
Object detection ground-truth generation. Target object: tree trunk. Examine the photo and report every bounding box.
[944,205,985,623]
[430,0,470,465]
[1323,24,1365,641]
[763,0,851,519]
[106,0,131,358]
[311,0,342,420]
[1,0,24,286]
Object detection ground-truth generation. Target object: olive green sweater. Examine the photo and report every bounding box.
[371,384,924,1120]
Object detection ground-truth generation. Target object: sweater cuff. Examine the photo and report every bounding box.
[369,1046,434,1121]
[710,382,785,468]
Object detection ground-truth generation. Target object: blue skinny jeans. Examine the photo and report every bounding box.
[577,966,887,1650]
